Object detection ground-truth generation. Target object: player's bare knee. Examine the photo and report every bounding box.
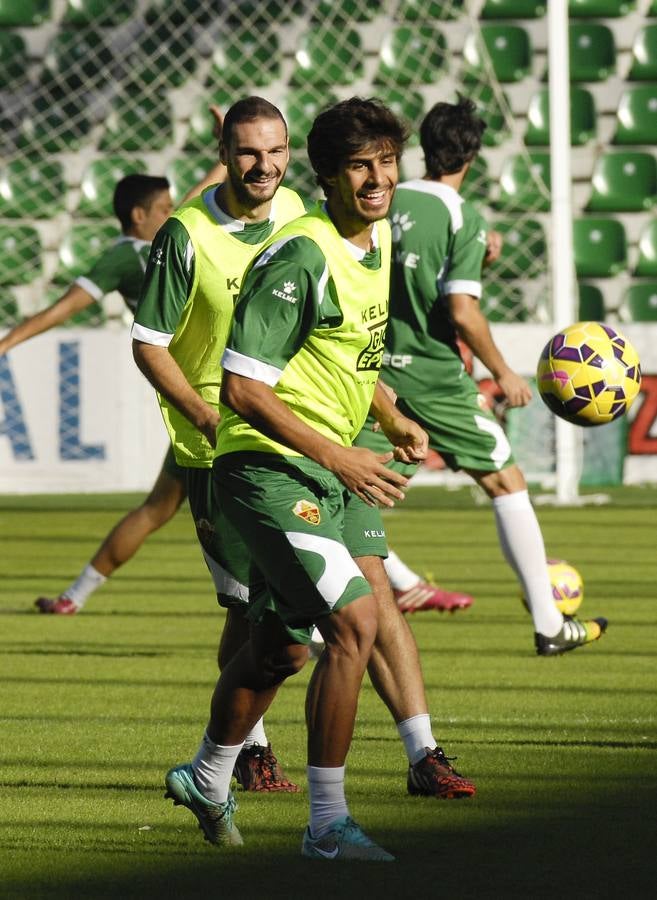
[261,642,309,683]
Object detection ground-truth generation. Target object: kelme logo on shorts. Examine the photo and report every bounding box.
[293,499,321,525]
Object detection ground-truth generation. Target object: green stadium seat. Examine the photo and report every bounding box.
[650,0,657,13]
[613,86,657,145]
[374,25,447,86]
[481,0,546,17]
[77,157,147,218]
[463,25,531,84]
[480,281,527,322]
[63,0,135,26]
[53,223,120,285]
[569,23,615,82]
[397,0,465,20]
[40,27,113,92]
[374,87,424,146]
[292,25,363,86]
[0,32,27,90]
[569,0,636,14]
[586,152,657,213]
[313,0,382,22]
[0,0,50,26]
[525,88,596,147]
[0,290,20,326]
[166,155,216,203]
[495,153,550,212]
[100,90,174,152]
[0,157,66,218]
[635,219,657,277]
[577,283,605,321]
[573,218,627,278]
[184,92,231,152]
[0,225,43,285]
[285,89,339,150]
[125,23,198,90]
[628,25,657,81]
[460,156,493,206]
[491,220,546,278]
[208,25,281,89]
[620,283,657,321]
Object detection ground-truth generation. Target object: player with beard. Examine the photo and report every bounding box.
[132,96,306,792]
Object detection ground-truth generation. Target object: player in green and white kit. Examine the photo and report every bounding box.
[132,97,307,794]
[162,99,474,861]
[0,174,189,614]
[355,97,608,656]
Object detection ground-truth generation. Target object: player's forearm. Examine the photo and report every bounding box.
[221,372,345,470]
[132,340,219,438]
[0,290,89,355]
[450,297,511,380]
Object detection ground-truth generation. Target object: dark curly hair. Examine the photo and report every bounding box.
[420,95,486,178]
[307,97,409,194]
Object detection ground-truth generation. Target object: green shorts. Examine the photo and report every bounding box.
[211,452,386,643]
[355,375,515,473]
[184,465,249,608]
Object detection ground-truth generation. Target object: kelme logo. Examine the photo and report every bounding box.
[293,499,321,525]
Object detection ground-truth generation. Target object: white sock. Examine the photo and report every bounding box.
[397,714,436,765]
[191,732,244,804]
[383,550,420,591]
[243,717,267,749]
[307,765,348,838]
[62,564,107,608]
[492,490,564,637]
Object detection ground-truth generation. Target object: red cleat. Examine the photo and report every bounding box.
[34,596,79,615]
[393,580,473,613]
[233,743,299,793]
[408,747,476,799]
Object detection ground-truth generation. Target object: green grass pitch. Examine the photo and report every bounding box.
[1,486,656,899]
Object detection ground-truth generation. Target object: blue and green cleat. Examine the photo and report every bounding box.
[164,763,243,846]
[302,816,394,862]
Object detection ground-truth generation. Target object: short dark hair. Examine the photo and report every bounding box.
[222,96,287,149]
[307,97,409,194]
[112,174,170,232]
[420,96,486,178]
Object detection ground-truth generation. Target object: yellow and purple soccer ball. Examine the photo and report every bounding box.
[521,558,584,617]
[536,322,642,426]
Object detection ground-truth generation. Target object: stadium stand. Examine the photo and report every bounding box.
[53,223,120,285]
[577,282,606,320]
[0,225,42,284]
[0,0,656,325]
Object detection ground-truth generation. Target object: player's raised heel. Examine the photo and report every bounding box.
[407,746,476,799]
[535,616,608,656]
[301,816,394,861]
[233,742,299,792]
[164,763,243,846]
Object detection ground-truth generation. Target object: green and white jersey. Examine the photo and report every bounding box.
[76,236,151,314]
[383,178,488,395]
[216,203,391,459]
[132,184,305,467]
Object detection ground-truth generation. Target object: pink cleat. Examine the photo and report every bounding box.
[393,580,473,614]
[34,597,79,615]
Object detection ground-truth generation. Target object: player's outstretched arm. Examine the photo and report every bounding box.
[448,291,533,408]
[221,372,409,507]
[0,284,94,356]
[132,340,220,446]
[178,105,227,205]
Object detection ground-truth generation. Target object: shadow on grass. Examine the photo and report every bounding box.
[2,787,656,900]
